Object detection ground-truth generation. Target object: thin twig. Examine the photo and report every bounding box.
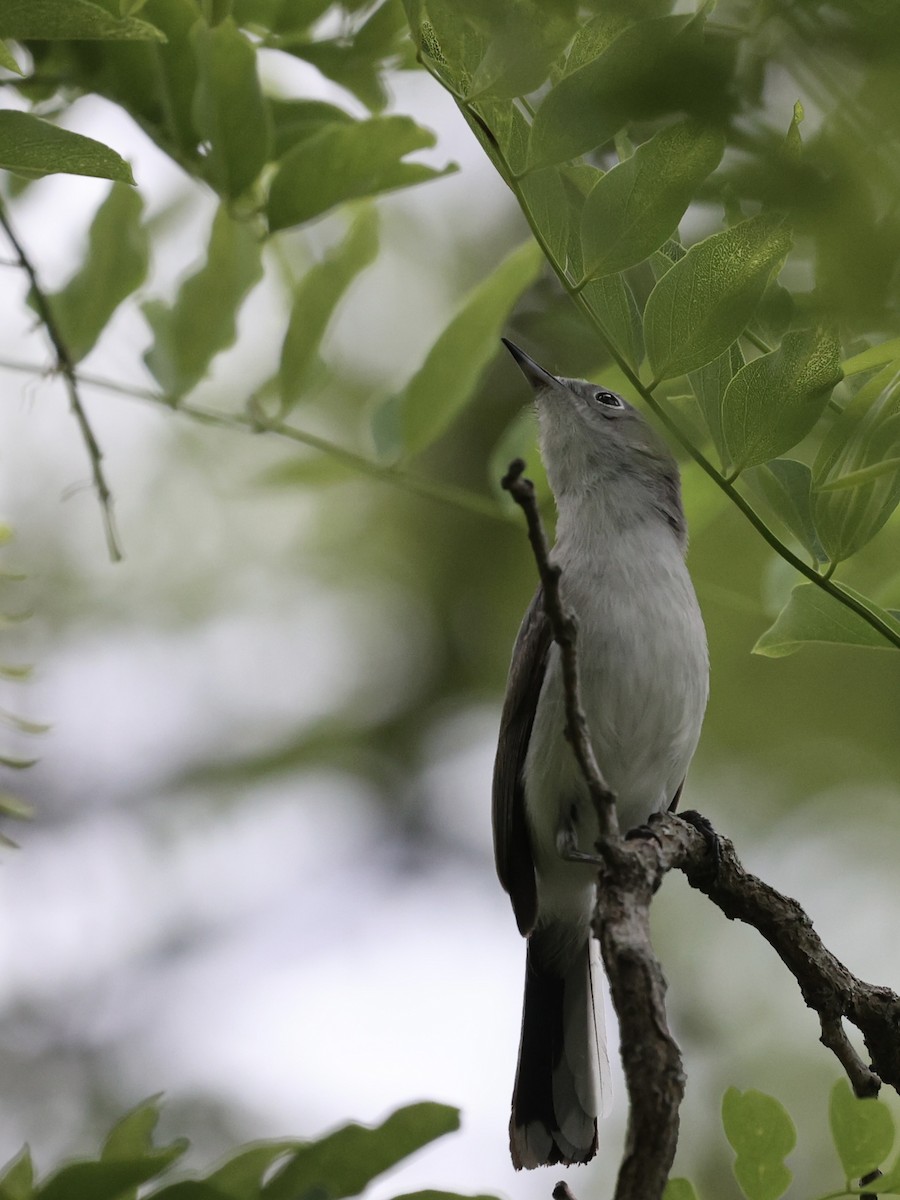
[0,356,507,524]
[0,201,122,562]
[501,458,619,840]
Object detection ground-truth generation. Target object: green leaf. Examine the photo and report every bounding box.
[0,39,22,73]
[528,14,691,170]
[841,337,900,377]
[580,273,643,372]
[466,2,576,100]
[489,406,550,512]
[192,17,272,198]
[38,1160,176,1200]
[392,240,543,460]
[0,111,135,183]
[753,583,900,656]
[45,183,148,362]
[722,328,843,471]
[662,1181,699,1200]
[743,459,827,563]
[261,1103,460,1200]
[579,119,724,280]
[644,214,792,384]
[813,367,900,562]
[143,204,263,396]
[829,1078,895,1182]
[280,0,409,112]
[818,458,900,490]
[0,1147,34,1200]
[266,116,455,232]
[0,0,165,40]
[204,1143,300,1199]
[279,208,379,413]
[689,342,744,467]
[269,98,354,160]
[721,1087,795,1200]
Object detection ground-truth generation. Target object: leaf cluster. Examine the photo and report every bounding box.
[0,1097,492,1200]
[667,1081,900,1200]
[402,0,900,654]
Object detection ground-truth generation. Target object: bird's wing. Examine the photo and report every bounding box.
[492,587,551,937]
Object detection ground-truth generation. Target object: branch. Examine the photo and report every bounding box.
[0,201,122,562]
[501,458,618,840]
[502,458,900,1200]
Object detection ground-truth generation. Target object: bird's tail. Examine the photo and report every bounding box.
[509,929,609,1169]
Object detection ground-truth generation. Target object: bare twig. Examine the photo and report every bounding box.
[0,201,122,562]
[503,457,900,1200]
[500,458,619,840]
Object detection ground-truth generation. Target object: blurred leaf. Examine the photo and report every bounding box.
[0,111,135,183]
[818,457,900,490]
[842,337,900,376]
[278,208,379,413]
[0,0,164,40]
[829,1078,894,1182]
[259,455,361,489]
[0,39,22,72]
[0,793,33,819]
[489,406,550,511]
[45,183,148,362]
[141,1185,230,1199]
[466,1,576,100]
[743,459,827,563]
[39,1159,176,1200]
[528,14,689,168]
[0,755,38,770]
[192,17,271,198]
[0,1147,33,1200]
[278,0,409,111]
[390,240,543,460]
[143,204,263,396]
[644,214,792,384]
[662,1182,699,1200]
[721,1087,795,1200]
[689,342,744,468]
[722,328,843,471]
[784,99,804,159]
[0,709,49,735]
[813,366,900,562]
[266,116,455,232]
[580,273,643,372]
[528,12,733,170]
[261,1103,460,1200]
[753,583,900,656]
[268,98,354,160]
[204,1142,299,1198]
[579,119,724,280]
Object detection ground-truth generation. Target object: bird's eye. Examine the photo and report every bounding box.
[593,390,623,409]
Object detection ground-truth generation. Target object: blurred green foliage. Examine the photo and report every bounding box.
[0,1,899,1197]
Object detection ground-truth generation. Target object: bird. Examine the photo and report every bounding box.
[493,338,709,1169]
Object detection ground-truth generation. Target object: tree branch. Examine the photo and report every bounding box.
[502,458,900,1200]
[0,201,122,562]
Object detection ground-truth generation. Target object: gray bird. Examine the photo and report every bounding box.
[493,339,709,1169]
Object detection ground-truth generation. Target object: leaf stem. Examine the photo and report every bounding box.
[0,200,122,562]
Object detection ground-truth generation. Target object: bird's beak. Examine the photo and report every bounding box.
[501,338,558,392]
